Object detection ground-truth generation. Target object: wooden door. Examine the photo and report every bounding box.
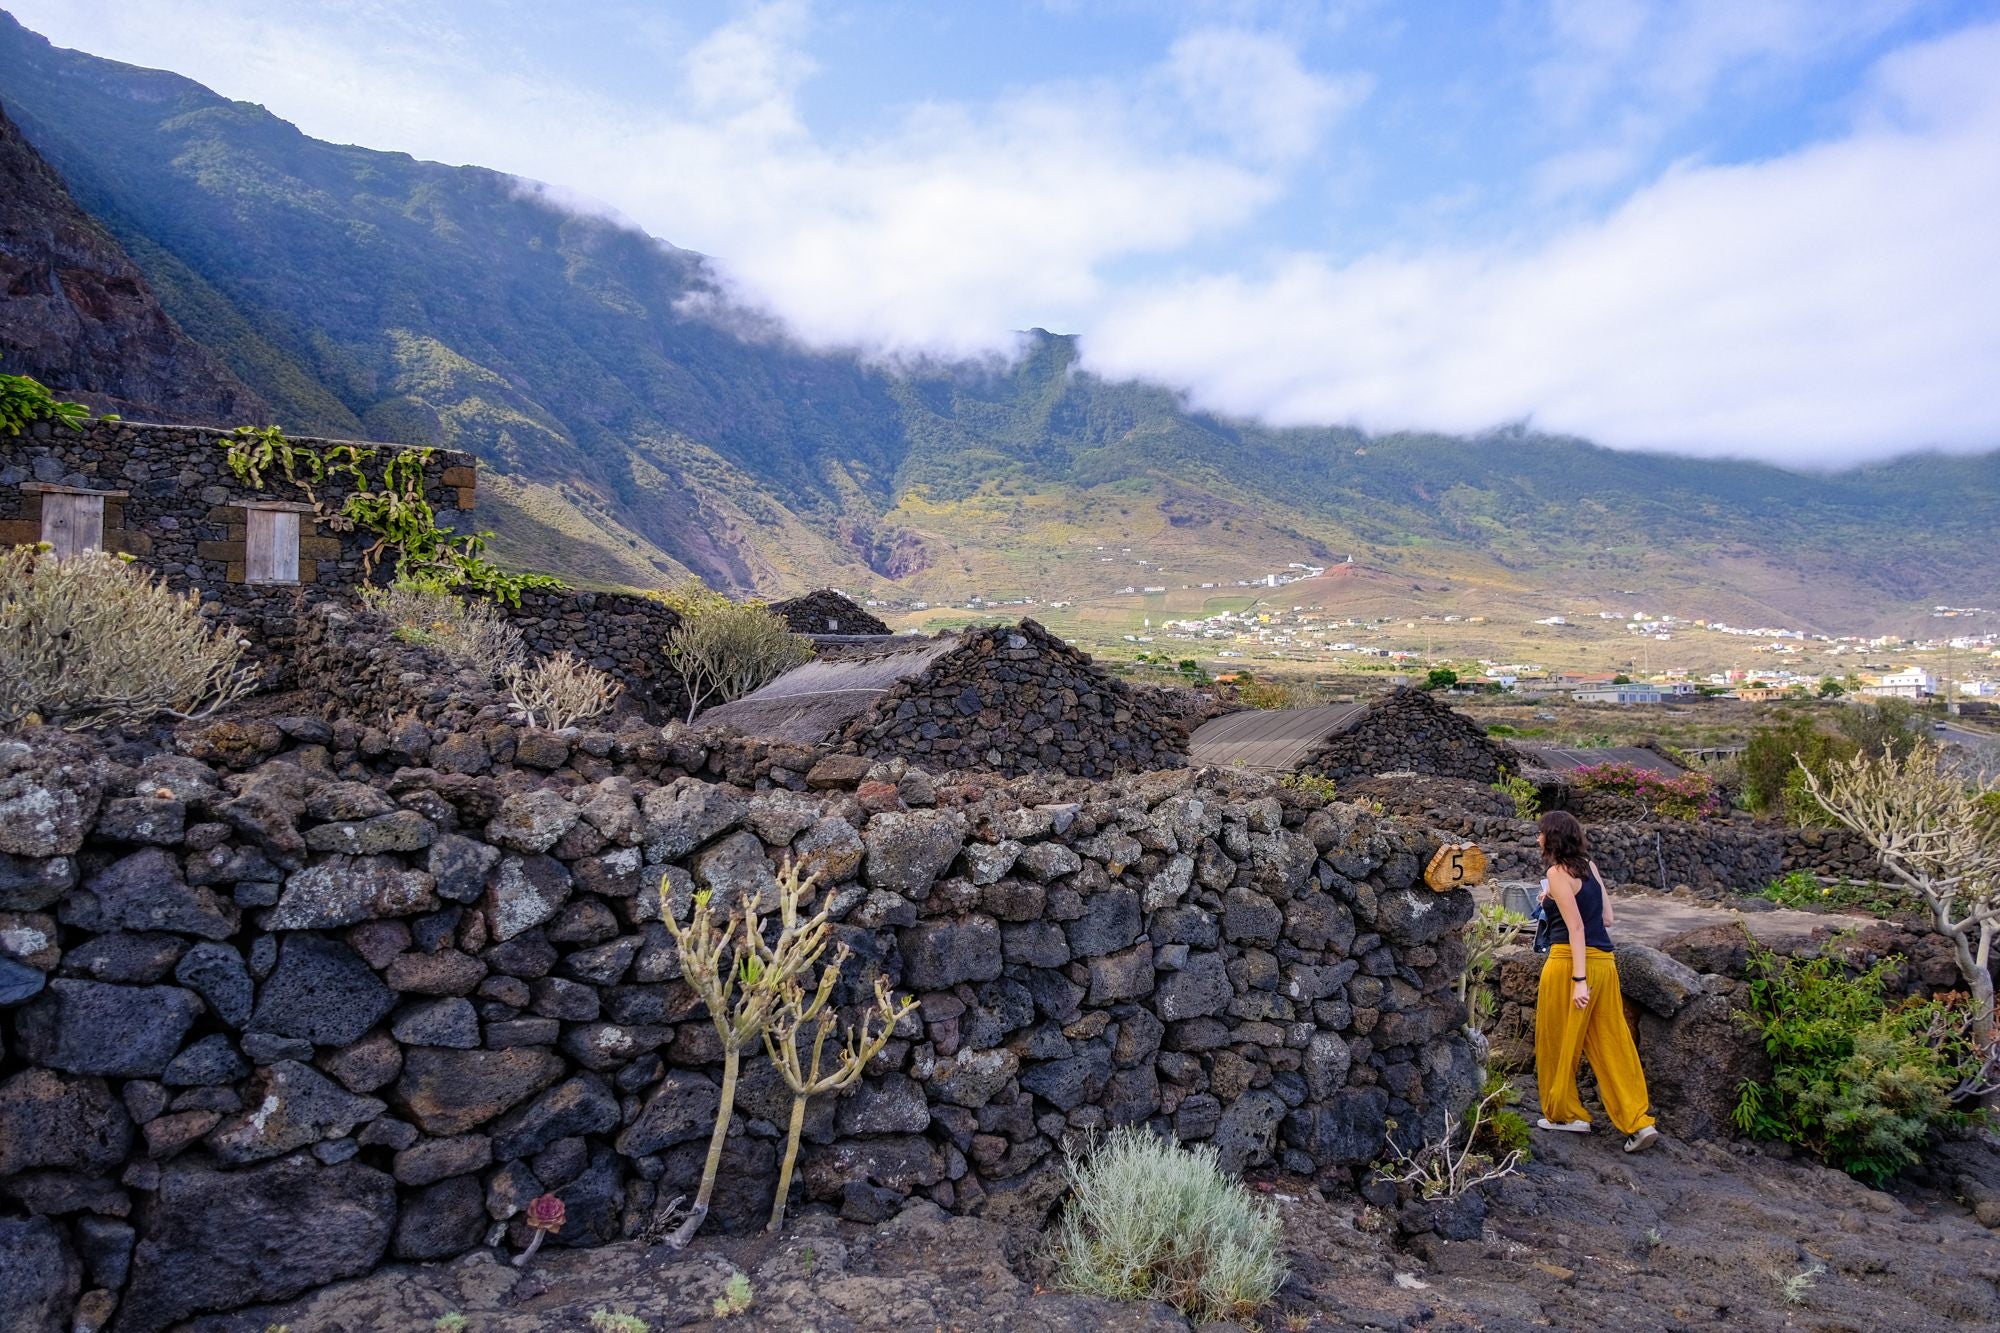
[246,509,300,584]
[40,493,104,559]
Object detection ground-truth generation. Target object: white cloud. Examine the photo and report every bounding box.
[1163,28,1370,162]
[1526,0,1920,201]
[9,1,1359,358]
[1080,21,2000,464]
[8,1,1998,465]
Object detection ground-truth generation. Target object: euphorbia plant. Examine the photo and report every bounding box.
[764,966,916,1232]
[653,861,843,1250]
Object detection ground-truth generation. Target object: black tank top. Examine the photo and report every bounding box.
[1546,866,1615,952]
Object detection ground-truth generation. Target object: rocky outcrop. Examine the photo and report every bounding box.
[0,724,1480,1331]
[1490,915,1972,1142]
[0,103,266,424]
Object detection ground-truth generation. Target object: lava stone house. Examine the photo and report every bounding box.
[769,588,891,637]
[699,619,1190,777]
[1188,687,1511,783]
[1,419,476,612]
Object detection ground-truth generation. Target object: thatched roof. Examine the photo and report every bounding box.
[1512,744,1686,776]
[1188,702,1368,772]
[696,637,960,744]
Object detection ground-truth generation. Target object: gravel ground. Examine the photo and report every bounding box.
[184,1113,2000,1333]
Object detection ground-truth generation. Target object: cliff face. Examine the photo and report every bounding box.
[0,101,266,424]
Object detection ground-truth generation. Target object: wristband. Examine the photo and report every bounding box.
[1573,975,1587,982]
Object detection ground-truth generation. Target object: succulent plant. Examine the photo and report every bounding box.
[511,1193,566,1267]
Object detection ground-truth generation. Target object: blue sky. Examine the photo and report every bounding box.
[10,0,2000,465]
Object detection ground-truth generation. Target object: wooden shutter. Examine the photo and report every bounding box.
[40,493,104,559]
[245,508,300,584]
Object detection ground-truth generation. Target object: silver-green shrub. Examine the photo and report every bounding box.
[1047,1126,1288,1324]
[359,576,524,681]
[505,650,621,730]
[0,545,252,729]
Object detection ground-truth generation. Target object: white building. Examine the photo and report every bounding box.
[1863,668,1935,699]
[1575,685,1666,705]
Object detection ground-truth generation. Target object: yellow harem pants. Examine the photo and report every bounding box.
[1536,944,1657,1135]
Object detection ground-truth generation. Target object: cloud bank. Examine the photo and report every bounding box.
[9,0,2000,466]
[1086,21,2000,463]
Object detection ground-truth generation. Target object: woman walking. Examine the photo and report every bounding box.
[1533,810,1660,1153]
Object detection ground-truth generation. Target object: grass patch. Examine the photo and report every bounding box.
[1757,871,1902,917]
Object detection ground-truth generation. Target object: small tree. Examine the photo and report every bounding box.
[763,965,914,1232]
[660,581,813,722]
[1800,744,2000,1048]
[1424,666,1459,691]
[1458,902,1530,1035]
[0,545,253,728]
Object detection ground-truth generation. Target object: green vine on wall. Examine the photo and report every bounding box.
[221,425,563,606]
[1,363,110,436]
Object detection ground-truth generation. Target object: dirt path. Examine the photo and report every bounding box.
[1477,883,1879,950]
[188,1122,2000,1333]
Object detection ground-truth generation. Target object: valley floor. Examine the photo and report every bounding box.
[189,1118,2000,1332]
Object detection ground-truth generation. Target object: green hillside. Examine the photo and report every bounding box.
[0,10,1992,630]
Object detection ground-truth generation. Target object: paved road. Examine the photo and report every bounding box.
[1937,720,2000,782]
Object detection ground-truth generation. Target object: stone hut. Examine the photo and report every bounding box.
[1189,688,1510,785]
[700,619,1190,778]
[0,419,476,611]
[770,588,890,637]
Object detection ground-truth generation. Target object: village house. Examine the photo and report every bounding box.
[1861,667,1936,699]
[1574,683,1667,704]
[1,419,476,613]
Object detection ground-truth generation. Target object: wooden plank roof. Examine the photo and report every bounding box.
[1188,702,1369,772]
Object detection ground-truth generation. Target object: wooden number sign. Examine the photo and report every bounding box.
[1424,842,1488,892]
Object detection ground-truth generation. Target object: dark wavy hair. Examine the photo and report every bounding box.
[1537,810,1590,879]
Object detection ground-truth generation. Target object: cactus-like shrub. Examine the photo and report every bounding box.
[0,545,253,729]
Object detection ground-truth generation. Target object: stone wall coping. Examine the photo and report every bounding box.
[99,418,471,465]
[18,481,130,496]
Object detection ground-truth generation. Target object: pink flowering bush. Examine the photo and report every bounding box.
[1570,762,1722,821]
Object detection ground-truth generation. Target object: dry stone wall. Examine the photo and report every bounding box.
[840,620,1190,779]
[494,588,687,722]
[0,725,1478,1333]
[1300,689,1511,786]
[1355,776,1880,896]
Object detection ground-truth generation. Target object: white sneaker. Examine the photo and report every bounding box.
[1624,1126,1660,1154]
[1536,1117,1591,1133]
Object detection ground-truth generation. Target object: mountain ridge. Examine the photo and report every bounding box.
[0,9,1991,635]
